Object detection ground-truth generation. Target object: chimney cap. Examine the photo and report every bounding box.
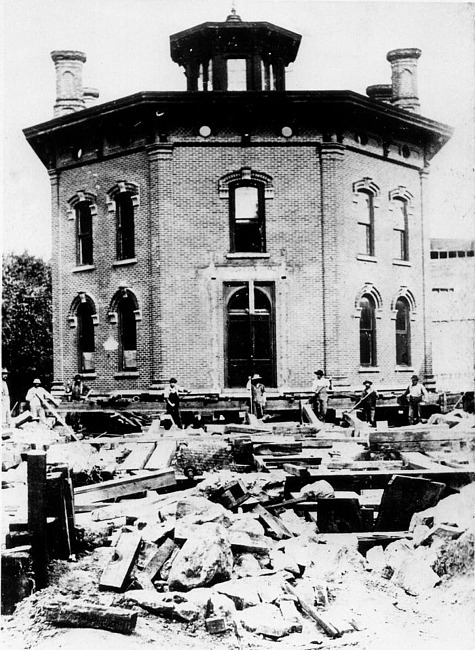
[366,84,392,100]
[386,48,421,63]
[83,87,100,99]
[51,50,87,63]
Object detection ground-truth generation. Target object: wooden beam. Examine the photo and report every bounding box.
[74,468,176,504]
[144,441,177,470]
[27,451,48,588]
[253,504,293,540]
[282,581,340,638]
[44,603,138,634]
[100,532,142,592]
[120,443,156,471]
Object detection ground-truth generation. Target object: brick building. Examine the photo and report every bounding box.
[24,10,452,398]
[430,238,475,391]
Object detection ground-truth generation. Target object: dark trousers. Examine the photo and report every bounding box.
[167,404,182,429]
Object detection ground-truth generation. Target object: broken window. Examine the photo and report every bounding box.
[118,296,137,370]
[230,183,266,253]
[116,193,135,260]
[359,295,377,366]
[395,298,411,366]
[77,302,95,372]
[393,198,409,260]
[76,201,93,265]
[355,191,374,256]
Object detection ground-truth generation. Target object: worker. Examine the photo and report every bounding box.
[66,374,92,402]
[359,380,378,427]
[2,368,11,427]
[247,374,266,419]
[164,377,190,429]
[25,378,59,425]
[311,369,331,421]
[403,375,429,425]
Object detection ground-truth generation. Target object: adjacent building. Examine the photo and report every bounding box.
[24,10,452,397]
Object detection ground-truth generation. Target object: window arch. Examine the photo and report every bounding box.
[359,295,377,367]
[395,297,411,366]
[219,168,273,254]
[389,187,413,261]
[107,182,140,261]
[67,293,98,373]
[353,179,380,257]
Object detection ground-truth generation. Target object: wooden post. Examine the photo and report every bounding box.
[46,471,71,559]
[27,451,49,588]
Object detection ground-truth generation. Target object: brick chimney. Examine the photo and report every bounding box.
[386,48,421,113]
[51,50,87,117]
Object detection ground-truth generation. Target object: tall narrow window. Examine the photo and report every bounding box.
[227,58,247,91]
[77,302,95,372]
[76,202,93,265]
[116,193,135,260]
[395,298,411,365]
[118,296,137,370]
[393,198,409,260]
[355,191,374,256]
[359,295,377,366]
[230,183,265,252]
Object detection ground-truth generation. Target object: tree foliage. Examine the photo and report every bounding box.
[2,252,53,405]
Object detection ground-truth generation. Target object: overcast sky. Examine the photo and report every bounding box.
[2,0,474,260]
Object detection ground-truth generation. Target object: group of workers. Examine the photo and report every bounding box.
[1,367,429,430]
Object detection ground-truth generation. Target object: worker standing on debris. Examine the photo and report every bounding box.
[359,380,378,427]
[2,368,11,427]
[403,374,429,425]
[247,373,267,419]
[164,377,190,429]
[25,378,59,425]
[311,370,331,421]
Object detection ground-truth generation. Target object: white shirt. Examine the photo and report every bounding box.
[312,377,331,396]
[407,383,428,399]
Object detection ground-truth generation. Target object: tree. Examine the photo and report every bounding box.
[2,252,53,407]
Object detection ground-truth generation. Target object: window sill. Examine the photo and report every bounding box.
[395,366,414,372]
[78,372,97,378]
[226,253,270,259]
[392,259,411,267]
[358,367,380,373]
[114,371,139,379]
[356,254,377,263]
[72,264,96,273]
[112,258,137,267]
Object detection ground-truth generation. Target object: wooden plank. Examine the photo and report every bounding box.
[100,532,142,592]
[399,452,449,472]
[74,468,176,504]
[253,504,293,539]
[253,441,302,456]
[144,440,177,470]
[326,460,404,471]
[374,475,446,532]
[27,451,48,588]
[301,402,322,427]
[139,537,176,582]
[283,464,310,478]
[282,581,340,638]
[120,443,156,471]
[44,603,137,634]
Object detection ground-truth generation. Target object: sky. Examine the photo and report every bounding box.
[2,0,474,261]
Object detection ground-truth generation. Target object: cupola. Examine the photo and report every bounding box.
[170,9,301,91]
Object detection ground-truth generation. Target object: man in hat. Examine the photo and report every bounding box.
[66,374,92,402]
[25,378,59,425]
[311,370,331,421]
[403,375,428,425]
[2,368,11,427]
[247,374,266,419]
[359,380,379,427]
[164,377,190,429]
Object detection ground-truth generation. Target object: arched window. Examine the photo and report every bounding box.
[359,295,377,366]
[116,193,135,260]
[355,191,374,256]
[77,302,95,372]
[395,297,411,365]
[230,182,266,252]
[393,198,409,260]
[76,202,93,265]
[118,296,137,370]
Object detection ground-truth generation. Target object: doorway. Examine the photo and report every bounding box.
[225,281,276,388]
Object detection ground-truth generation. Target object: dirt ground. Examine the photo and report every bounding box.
[1,543,474,650]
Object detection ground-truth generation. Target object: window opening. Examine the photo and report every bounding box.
[359,295,376,366]
[355,191,374,256]
[393,198,409,260]
[76,202,93,265]
[118,297,137,370]
[230,183,265,253]
[227,58,247,91]
[77,302,95,372]
[116,193,135,260]
[395,298,411,366]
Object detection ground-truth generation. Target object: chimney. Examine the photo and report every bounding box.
[51,50,87,117]
[366,84,392,104]
[82,87,100,108]
[386,48,422,113]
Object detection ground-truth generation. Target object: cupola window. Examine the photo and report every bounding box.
[227,59,247,91]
